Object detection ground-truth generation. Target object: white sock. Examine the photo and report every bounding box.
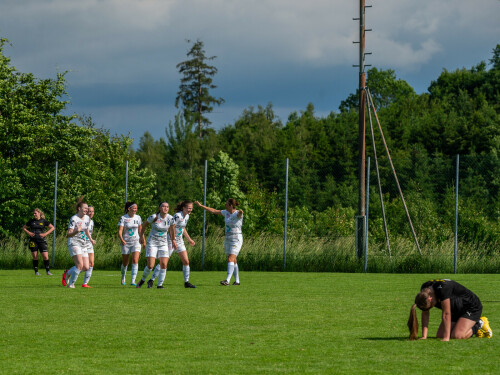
[66,267,74,283]
[83,266,93,285]
[233,263,239,283]
[121,264,128,279]
[226,262,235,282]
[158,268,167,286]
[151,264,161,281]
[69,268,81,286]
[183,265,190,282]
[131,263,139,283]
[141,266,152,281]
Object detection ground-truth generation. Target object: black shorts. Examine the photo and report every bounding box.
[451,300,483,323]
[28,237,48,253]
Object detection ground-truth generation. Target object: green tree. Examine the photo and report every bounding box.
[175,39,225,138]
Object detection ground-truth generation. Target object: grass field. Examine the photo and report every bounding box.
[0,270,498,374]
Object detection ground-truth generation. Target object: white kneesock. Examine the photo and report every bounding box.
[158,268,167,286]
[233,263,239,283]
[83,266,93,285]
[69,268,81,286]
[226,262,235,282]
[151,264,161,281]
[131,263,139,283]
[141,266,152,281]
[121,264,128,278]
[183,265,190,282]
[66,266,75,282]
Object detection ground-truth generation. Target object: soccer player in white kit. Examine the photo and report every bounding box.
[170,201,196,288]
[136,202,177,289]
[81,206,95,288]
[118,202,144,286]
[63,199,95,288]
[194,199,243,285]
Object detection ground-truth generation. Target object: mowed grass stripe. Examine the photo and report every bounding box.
[0,271,498,374]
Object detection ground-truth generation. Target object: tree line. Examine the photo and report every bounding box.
[1,36,499,250]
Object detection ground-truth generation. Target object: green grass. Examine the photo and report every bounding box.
[0,271,498,374]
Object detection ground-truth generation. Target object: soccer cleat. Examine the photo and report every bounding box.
[35,272,41,276]
[232,281,240,286]
[82,284,92,288]
[62,270,68,286]
[147,279,154,288]
[184,281,196,288]
[157,285,164,289]
[121,280,126,286]
[220,280,229,286]
[479,317,493,338]
[46,271,53,276]
[67,284,75,289]
[136,279,145,288]
[131,283,137,287]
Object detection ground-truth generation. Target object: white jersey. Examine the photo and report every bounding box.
[118,214,142,243]
[85,219,94,243]
[172,211,189,243]
[221,210,243,237]
[67,214,90,246]
[147,213,173,246]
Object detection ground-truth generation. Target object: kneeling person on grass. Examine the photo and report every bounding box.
[408,279,493,341]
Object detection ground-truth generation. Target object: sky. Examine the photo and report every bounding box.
[1,0,499,147]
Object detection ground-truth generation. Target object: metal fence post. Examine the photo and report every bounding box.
[125,160,129,203]
[52,161,58,267]
[283,158,289,270]
[365,157,370,272]
[202,160,207,270]
[454,154,459,274]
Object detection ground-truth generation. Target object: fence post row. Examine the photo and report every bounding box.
[52,161,58,267]
[202,160,207,270]
[454,154,459,274]
[283,158,289,270]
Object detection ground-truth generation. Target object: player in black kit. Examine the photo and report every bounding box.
[22,208,55,275]
[408,279,493,340]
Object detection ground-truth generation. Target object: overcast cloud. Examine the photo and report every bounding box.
[1,0,499,145]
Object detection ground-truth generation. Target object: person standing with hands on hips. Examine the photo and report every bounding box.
[23,208,55,276]
[194,199,243,286]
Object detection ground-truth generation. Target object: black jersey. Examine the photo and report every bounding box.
[420,279,482,321]
[25,218,51,236]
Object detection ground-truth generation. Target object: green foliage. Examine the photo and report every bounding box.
[0,39,155,236]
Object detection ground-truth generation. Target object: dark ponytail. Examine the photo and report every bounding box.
[124,201,137,214]
[75,196,86,213]
[175,200,192,213]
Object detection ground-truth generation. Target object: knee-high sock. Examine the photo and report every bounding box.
[233,263,240,283]
[33,259,39,273]
[183,265,190,282]
[43,259,50,272]
[226,262,235,282]
[141,266,152,281]
[158,268,167,286]
[150,264,161,281]
[121,264,128,279]
[83,266,93,285]
[69,268,81,286]
[131,263,139,283]
[66,266,75,283]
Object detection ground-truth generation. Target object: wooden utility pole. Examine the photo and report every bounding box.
[354,0,371,258]
[358,0,366,218]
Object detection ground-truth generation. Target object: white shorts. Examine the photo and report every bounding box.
[146,243,170,258]
[121,241,141,255]
[84,242,94,254]
[169,238,186,254]
[68,243,87,257]
[224,235,243,256]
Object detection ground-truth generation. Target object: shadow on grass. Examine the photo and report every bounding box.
[360,337,408,341]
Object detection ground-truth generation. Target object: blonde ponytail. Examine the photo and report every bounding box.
[408,303,419,341]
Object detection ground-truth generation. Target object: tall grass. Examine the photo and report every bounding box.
[1,230,499,273]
